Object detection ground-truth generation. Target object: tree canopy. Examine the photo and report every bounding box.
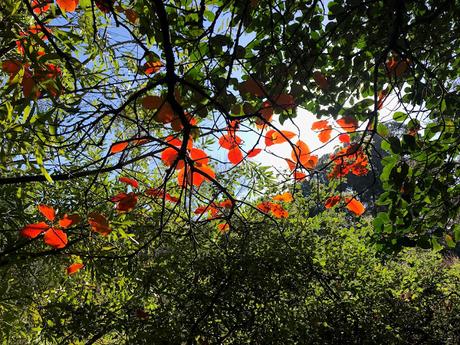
[1,0,460,343]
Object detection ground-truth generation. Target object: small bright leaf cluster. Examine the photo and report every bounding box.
[328,144,369,179]
[20,205,80,249]
[218,121,262,165]
[256,192,293,219]
[325,195,366,216]
[161,136,215,187]
[194,199,234,233]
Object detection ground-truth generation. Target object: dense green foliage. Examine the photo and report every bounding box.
[2,195,460,344]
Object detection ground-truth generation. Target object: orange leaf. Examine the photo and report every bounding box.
[110,141,129,153]
[161,147,184,169]
[285,158,297,171]
[336,116,358,133]
[219,134,241,150]
[189,148,209,166]
[325,195,341,209]
[311,120,329,130]
[293,172,307,181]
[119,176,139,188]
[38,204,55,221]
[43,228,68,249]
[88,212,111,236]
[59,214,81,229]
[20,222,49,238]
[339,133,350,143]
[270,203,289,218]
[317,126,332,143]
[265,129,296,146]
[257,201,273,213]
[291,140,310,167]
[144,60,162,74]
[345,197,365,216]
[247,148,262,157]
[67,263,84,275]
[195,165,215,182]
[56,0,79,12]
[272,192,293,203]
[154,103,174,124]
[165,135,182,147]
[228,147,243,165]
[303,155,318,169]
[217,223,230,233]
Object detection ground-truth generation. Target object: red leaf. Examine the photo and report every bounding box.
[325,195,341,209]
[256,101,273,128]
[95,0,113,13]
[142,95,163,110]
[265,130,296,146]
[238,78,265,97]
[110,141,129,153]
[20,222,49,238]
[247,148,262,157]
[88,212,111,236]
[119,176,139,188]
[339,133,350,143]
[38,204,55,221]
[2,60,22,74]
[336,116,358,133]
[67,263,84,275]
[313,71,329,90]
[178,165,215,187]
[59,214,81,229]
[43,228,68,249]
[345,197,365,216]
[272,93,296,110]
[165,194,179,203]
[194,206,208,214]
[32,0,51,14]
[228,147,243,165]
[56,0,79,12]
[114,192,138,212]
